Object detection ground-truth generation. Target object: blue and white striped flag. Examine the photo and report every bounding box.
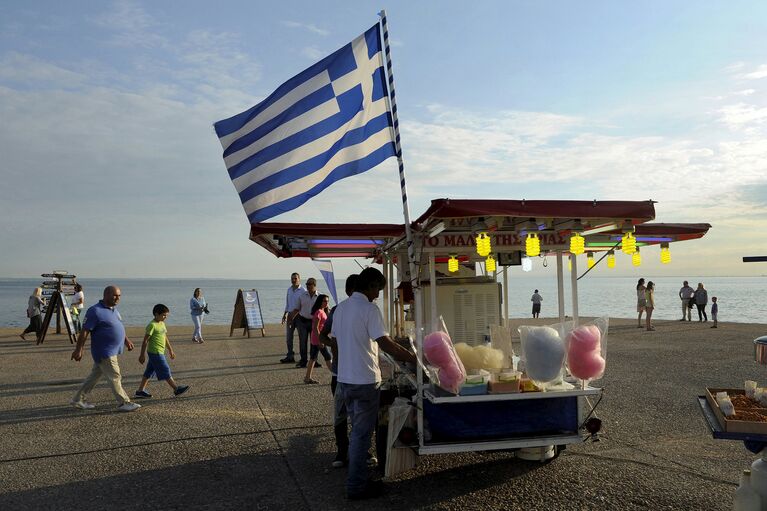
[214,24,395,223]
[312,258,338,305]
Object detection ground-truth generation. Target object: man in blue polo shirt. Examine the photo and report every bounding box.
[70,285,141,412]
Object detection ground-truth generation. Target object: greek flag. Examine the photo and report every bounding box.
[312,258,338,305]
[214,24,395,223]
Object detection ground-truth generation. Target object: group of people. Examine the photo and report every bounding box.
[280,270,416,500]
[636,279,719,331]
[69,285,191,413]
[19,284,85,342]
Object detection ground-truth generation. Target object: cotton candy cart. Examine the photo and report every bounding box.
[249,198,711,475]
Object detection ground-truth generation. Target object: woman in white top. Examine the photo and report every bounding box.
[20,288,45,341]
[636,278,647,328]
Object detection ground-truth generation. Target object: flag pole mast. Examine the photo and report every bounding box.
[379,10,426,448]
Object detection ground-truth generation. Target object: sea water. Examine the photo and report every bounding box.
[1,276,764,328]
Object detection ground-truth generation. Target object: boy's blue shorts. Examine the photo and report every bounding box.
[144,353,171,381]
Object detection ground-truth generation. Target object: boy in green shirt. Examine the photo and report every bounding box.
[135,304,189,398]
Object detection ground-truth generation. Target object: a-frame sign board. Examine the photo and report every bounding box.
[230,289,266,338]
[38,291,77,345]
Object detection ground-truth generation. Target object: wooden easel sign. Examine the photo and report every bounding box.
[38,291,77,345]
[230,289,266,338]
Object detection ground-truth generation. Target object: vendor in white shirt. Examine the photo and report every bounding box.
[331,267,415,500]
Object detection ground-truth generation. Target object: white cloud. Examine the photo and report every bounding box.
[300,46,325,61]
[0,52,87,87]
[742,64,767,80]
[736,89,756,96]
[91,0,168,49]
[281,21,330,36]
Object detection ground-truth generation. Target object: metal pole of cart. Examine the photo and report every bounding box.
[502,266,509,328]
[570,254,579,326]
[379,11,426,449]
[556,252,566,325]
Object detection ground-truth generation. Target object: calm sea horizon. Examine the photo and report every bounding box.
[1,275,764,330]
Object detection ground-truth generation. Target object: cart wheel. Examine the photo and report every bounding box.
[543,445,565,463]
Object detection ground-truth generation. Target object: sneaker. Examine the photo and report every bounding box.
[134,390,152,399]
[174,385,190,396]
[332,454,348,468]
[347,480,387,500]
[280,356,295,363]
[118,402,141,412]
[70,399,95,410]
[304,378,319,384]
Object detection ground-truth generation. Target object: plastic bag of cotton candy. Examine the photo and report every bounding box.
[454,343,505,372]
[562,317,609,387]
[423,319,466,395]
[518,325,566,389]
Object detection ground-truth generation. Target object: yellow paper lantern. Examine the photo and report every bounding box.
[607,250,616,269]
[525,233,540,257]
[621,231,636,254]
[570,233,585,255]
[660,243,671,264]
[448,255,459,273]
[587,252,595,269]
[485,255,496,272]
[476,232,491,257]
[632,247,641,266]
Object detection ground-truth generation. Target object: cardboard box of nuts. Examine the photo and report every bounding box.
[706,387,767,434]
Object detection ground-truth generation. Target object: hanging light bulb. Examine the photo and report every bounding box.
[587,252,595,269]
[475,232,491,257]
[526,232,540,257]
[570,233,585,255]
[522,256,532,272]
[448,254,459,273]
[485,254,496,272]
[632,247,641,266]
[621,231,636,254]
[607,250,616,269]
[660,243,671,264]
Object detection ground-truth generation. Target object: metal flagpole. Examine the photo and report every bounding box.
[379,10,426,449]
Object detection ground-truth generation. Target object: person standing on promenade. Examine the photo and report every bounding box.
[289,277,319,368]
[531,290,543,318]
[280,272,305,364]
[694,282,709,322]
[190,288,207,343]
[20,287,45,341]
[332,267,416,500]
[678,281,694,322]
[304,294,332,384]
[135,304,190,398]
[636,278,647,328]
[645,281,656,331]
[710,297,719,328]
[70,283,85,334]
[70,285,141,412]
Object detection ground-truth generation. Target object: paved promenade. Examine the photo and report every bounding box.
[0,318,763,510]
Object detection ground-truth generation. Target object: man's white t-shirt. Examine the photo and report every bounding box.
[331,292,387,385]
[73,291,85,310]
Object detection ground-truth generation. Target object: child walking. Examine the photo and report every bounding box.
[711,297,718,328]
[135,304,190,398]
[304,294,332,384]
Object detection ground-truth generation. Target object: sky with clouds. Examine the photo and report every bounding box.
[2,1,767,280]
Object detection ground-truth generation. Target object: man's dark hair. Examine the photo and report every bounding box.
[152,304,170,316]
[345,274,359,296]
[355,268,386,292]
